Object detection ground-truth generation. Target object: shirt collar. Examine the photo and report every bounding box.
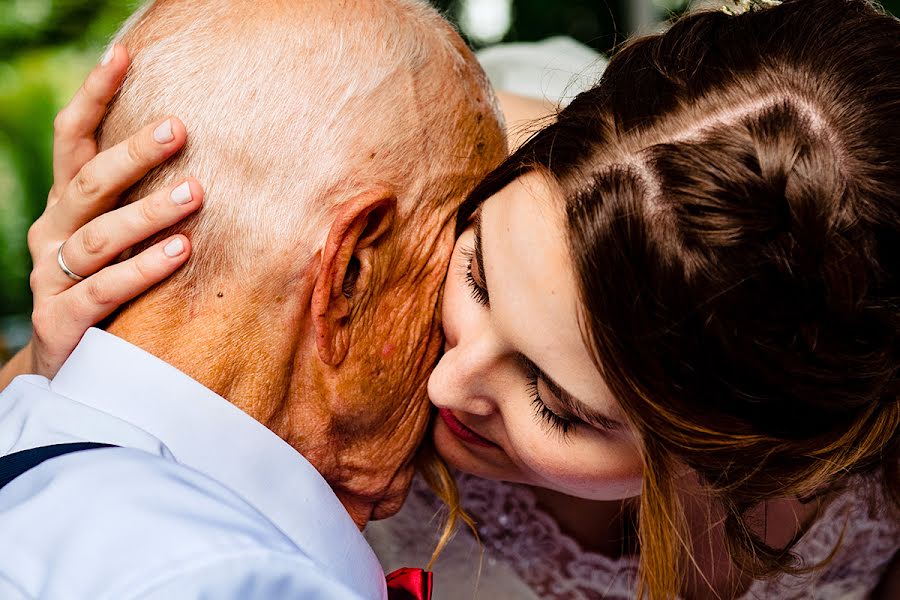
[51,328,386,599]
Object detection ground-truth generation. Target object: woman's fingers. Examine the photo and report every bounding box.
[47,115,187,237]
[26,47,198,382]
[71,234,192,316]
[30,235,192,378]
[51,45,130,192]
[59,179,203,280]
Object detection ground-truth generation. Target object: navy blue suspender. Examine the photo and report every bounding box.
[0,443,116,490]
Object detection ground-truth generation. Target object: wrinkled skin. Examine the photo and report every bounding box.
[306,211,459,522]
[113,211,497,520]
[106,101,504,528]
[107,188,487,526]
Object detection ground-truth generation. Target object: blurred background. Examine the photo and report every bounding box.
[1,0,899,359]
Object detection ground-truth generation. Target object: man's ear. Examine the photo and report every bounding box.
[312,188,396,366]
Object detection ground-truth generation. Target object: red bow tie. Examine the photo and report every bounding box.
[386,567,433,600]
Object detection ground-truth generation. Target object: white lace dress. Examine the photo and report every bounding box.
[365,473,898,599]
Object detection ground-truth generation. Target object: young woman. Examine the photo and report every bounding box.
[3,1,898,598]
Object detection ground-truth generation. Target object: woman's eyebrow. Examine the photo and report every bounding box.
[522,355,623,431]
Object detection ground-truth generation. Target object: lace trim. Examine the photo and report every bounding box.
[409,474,638,599]
[743,477,898,599]
[408,473,898,600]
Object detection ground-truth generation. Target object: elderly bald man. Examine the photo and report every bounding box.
[0,0,505,598]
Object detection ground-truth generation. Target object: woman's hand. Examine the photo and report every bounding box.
[0,45,203,388]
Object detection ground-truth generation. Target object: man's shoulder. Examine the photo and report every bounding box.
[0,447,364,599]
[2,445,292,542]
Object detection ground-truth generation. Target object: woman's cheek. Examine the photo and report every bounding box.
[501,412,584,480]
[505,416,643,499]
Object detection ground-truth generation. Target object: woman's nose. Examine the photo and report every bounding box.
[428,332,501,417]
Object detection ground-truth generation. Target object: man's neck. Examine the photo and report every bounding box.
[103,282,381,529]
[107,293,294,425]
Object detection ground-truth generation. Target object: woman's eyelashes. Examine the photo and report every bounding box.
[527,377,577,437]
[523,360,578,437]
[460,246,489,306]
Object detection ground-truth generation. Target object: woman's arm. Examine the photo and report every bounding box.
[494,90,557,152]
[0,46,200,391]
[0,344,33,390]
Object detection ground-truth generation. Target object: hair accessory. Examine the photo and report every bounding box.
[721,0,782,15]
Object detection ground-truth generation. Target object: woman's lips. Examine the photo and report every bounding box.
[438,408,497,448]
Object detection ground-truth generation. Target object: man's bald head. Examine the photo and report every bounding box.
[101,0,505,295]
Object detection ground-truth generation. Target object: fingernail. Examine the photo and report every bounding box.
[153,119,174,144]
[170,182,193,205]
[163,238,185,257]
[100,46,115,67]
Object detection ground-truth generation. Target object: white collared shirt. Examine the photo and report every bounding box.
[0,328,387,600]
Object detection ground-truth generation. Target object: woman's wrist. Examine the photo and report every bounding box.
[0,341,34,392]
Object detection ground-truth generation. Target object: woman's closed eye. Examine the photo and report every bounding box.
[522,357,579,437]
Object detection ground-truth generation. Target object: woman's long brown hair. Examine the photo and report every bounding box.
[456,1,900,597]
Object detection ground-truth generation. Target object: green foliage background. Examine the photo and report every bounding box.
[0,0,898,336]
[1,0,144,326]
